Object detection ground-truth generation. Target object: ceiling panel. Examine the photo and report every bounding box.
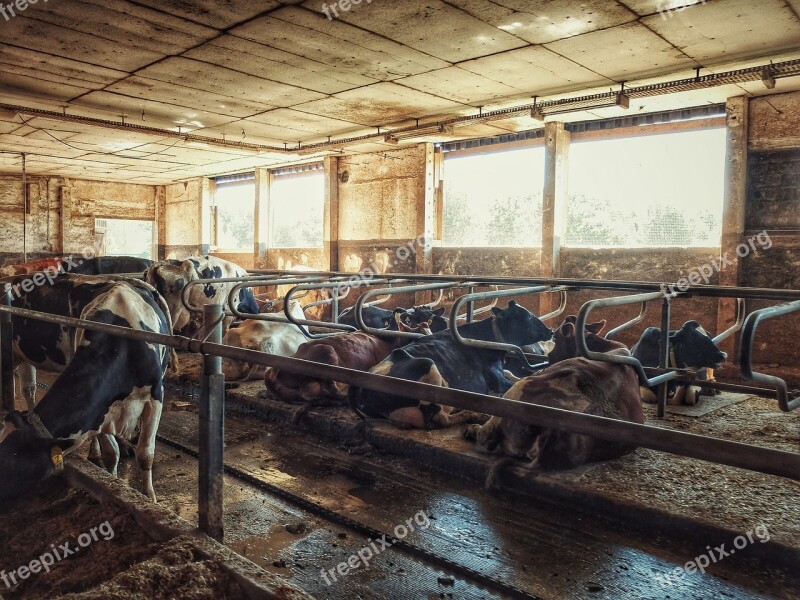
[232,7,450,80]
[545,22,697,81]
[290,82,470,126]
[299,0,527,63]
[395,67,524,105]
[450,0,637,44]
[130,0,281,29]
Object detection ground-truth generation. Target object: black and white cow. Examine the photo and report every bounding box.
[631,320,727,405]
[339,305,447,332]
[0,278,175,504]
[144,256,258,334]
[63,255,154,275]
[348,301,552,429]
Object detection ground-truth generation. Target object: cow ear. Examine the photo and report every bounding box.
[586,320,606,335]
[683,320,701,331]
[559,322,576,337]
[491,306,503,317]
[4,410,27,430]
[507,300,518,308]
[434,307,445,317]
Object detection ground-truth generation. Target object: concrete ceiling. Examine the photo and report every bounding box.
[0,0,798,184]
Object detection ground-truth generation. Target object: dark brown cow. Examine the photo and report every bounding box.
[464,318,643,486]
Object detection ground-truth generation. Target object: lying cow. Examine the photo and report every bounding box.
[349,301,552,429]
[0,257,64,277]
[222,300,309,381]
[631,320,727,405]
[145,256,259,334]
[265,308,435,406]
[339,305,447,332]
[0,278,175,504]
[465,318,642,484]
[63,255,154,275]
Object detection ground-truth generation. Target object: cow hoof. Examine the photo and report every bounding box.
[684,387,700,406]
[463,424,479,441]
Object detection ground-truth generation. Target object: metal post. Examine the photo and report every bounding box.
[657,297,672,418]
[466,286,475,323]
[199,303,224,541]
[1,289,14,411]
[331,285,340,323]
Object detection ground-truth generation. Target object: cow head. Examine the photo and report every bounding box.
[491,301,552,347]
[396,306,446,333]
[237,287,260,315]
[549,316,626,364]
[0,412,78,508]
[670,320,727,369]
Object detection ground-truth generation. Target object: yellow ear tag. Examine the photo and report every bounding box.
[51,446,64,475]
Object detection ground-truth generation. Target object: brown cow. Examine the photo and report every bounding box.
[264,311,431,421]
[464,317,643,486]
[0,257,64,276]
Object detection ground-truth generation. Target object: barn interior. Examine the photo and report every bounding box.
[0,1,799,599]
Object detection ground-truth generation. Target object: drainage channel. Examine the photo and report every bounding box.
[156,430,543,600]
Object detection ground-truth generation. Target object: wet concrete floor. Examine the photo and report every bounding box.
[112,391,797,600]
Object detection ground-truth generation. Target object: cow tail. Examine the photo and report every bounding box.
[151,283,180,375]
[347,385,368,421]
[485,456,515,490]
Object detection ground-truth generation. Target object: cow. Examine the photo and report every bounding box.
[464,318,642,485]
[338,305,447,332]
[0,278,175,505]
[62,255,154,275]
[348,301,553,429]
[631,320,727,405]
[221,300,309,381]
[0,257,64,277]
[264,309,434,407]
[144,256,259,334]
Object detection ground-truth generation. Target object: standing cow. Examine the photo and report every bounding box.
[349,301,552,429]
[0,278,175,503]
[144,256,258,334]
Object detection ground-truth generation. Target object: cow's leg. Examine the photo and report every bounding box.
[18,363,38,412]
[88,434,103,465]
[431,405,487,428]
[98,433,120,476]
[486,365,515,395]
[464,415,503,452]
[136,399,163,502]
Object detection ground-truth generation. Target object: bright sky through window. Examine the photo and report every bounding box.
[270,171,324,248]
[215,181,255,250]
[566,127,726,247]
[442,147,544,247]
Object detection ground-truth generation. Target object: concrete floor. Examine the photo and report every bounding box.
[113,391,798,600]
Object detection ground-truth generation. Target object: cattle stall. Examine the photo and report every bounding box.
[2,1,800,598]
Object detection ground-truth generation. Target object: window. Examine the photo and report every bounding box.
[270,169,324,248]
[214,179,255,250]
[442,147,544,247]
[565,127,726,247]
[94,219,154,259]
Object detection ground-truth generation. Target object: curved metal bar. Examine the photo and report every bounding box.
[282,278,419,338]
[714,297,745,344]
[575,292,679,388]
[224,275,348,322]
[356,281,467,339]
[454,286,499,321]
[302,285,352,309]
[181,274,309,314]
[739,299,800,412]
[539,288,568,322]
[605,300,649,340]
[449,286,553,370]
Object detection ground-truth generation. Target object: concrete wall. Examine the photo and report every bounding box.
[0,175,156,266]
[163,178,205,259]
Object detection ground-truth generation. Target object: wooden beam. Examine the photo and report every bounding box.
[541,122,570,314]
[323,156,339,271]
[716,95,749,356]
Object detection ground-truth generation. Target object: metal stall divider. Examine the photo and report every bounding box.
[0,302,797,484]
[0,288,13,411]
[449,286,555,372]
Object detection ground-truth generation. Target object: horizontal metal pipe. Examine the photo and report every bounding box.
[0,303,798,481]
